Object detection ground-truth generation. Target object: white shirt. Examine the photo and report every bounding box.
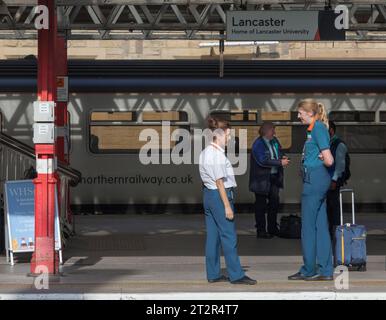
[199,142,237,190]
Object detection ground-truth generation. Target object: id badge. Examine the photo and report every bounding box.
[228,189,234,201]
[302,166,311,183]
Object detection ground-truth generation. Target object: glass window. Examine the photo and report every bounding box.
[90,111,136,122]
[142,111,188,122]
[89,124,189,154]
[358,112,376,122]
[210,111,258,123]
[89,110,189,154]
[335,125,386,153]
[289,124,386,153]
[329,111,375,122]
[291,111,301,122]
[261,111,291,122]
[288,125,308,153]
[231,125,292,151]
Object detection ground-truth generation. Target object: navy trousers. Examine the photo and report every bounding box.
[327,188,341,238]
[254,174,280,234]
[299,166,334,277]
[203,187,245,282]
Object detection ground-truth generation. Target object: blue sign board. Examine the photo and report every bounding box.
[4,180,61,253]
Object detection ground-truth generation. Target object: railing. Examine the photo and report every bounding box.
[0,132,81,242]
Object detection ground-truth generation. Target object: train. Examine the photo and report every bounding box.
[0,59,386,213]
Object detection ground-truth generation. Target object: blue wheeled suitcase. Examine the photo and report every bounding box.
[334,189,367,272]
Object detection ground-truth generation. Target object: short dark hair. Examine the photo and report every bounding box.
[259,121,275,136]
[329,120,336,133]
[207,115,230,131]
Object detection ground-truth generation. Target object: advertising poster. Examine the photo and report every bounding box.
[4,180,61,253]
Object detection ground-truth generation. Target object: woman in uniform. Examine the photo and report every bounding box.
[288,99,335,281]
[199,115,256,285]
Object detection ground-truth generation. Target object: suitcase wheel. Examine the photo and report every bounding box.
[348,264,367,272]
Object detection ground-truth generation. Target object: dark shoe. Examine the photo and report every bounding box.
[288,272,306,280]
[230,275,257,285]
[208,275,229,283]
[256,231,274,239]
[304,274,333,281]
[268,229,280,237]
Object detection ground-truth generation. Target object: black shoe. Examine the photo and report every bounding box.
[268,229,280,237]
[288,272,306,280]
[304,274,333,281]
[208,275,229,283]
[256,231,274,239]
[230,275,257,285]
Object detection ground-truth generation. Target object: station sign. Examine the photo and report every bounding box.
[57,76,68,102]
[226,11,345,41]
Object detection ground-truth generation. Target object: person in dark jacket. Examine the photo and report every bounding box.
[249,122,290,238]
[327,120,349,238]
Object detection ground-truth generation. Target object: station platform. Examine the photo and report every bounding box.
[0,213,386,299]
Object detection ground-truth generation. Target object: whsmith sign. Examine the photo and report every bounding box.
[4,180,62,265]
[226,11,346,41]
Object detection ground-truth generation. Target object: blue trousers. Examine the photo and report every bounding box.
[299,166,334,277]
[203,187,245,282]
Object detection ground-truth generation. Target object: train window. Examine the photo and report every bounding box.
[275,126,292,150]
[261,111,291,122]
[90,111,136,122]
[289,124,386,153]
[231,125,260,150]
[291,111,301,122]
[329,111,356,122]
[89,110,189,154]
[89,124,190,154]
[358,112,376,122]
[380,111,386,122]
[231,125,292,151]
[335,125,386,153]
[209,111,290,150]
[142,111,188,122]
[210,111,258,123]
[329,111,375,122]
[288,125,308,153]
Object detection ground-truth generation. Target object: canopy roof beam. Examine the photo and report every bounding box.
[1,1,386,40]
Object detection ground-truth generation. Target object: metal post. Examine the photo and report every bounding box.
[30,0,59,275]
[352,191,355,225]
[55,33,72,230]
[55,35,68,165]
[219,31,224,78]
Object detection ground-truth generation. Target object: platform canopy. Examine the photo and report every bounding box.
[0,0,385,40]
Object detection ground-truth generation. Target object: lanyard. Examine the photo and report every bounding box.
[302,128,313,164]
[264,139,279,160]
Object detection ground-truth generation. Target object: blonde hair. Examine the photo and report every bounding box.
[297,98,329,129]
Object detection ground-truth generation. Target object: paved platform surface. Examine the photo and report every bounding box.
[0,213,386,298]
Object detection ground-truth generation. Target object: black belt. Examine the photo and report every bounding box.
[203,185,235,190]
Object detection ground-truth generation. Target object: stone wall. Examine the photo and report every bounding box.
[1,39,386,60]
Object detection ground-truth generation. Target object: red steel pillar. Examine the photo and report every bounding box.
[55,35,71,225]
[30,0,59,275]
[55,36,68,165]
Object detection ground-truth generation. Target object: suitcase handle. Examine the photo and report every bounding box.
[339,188,355,225]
